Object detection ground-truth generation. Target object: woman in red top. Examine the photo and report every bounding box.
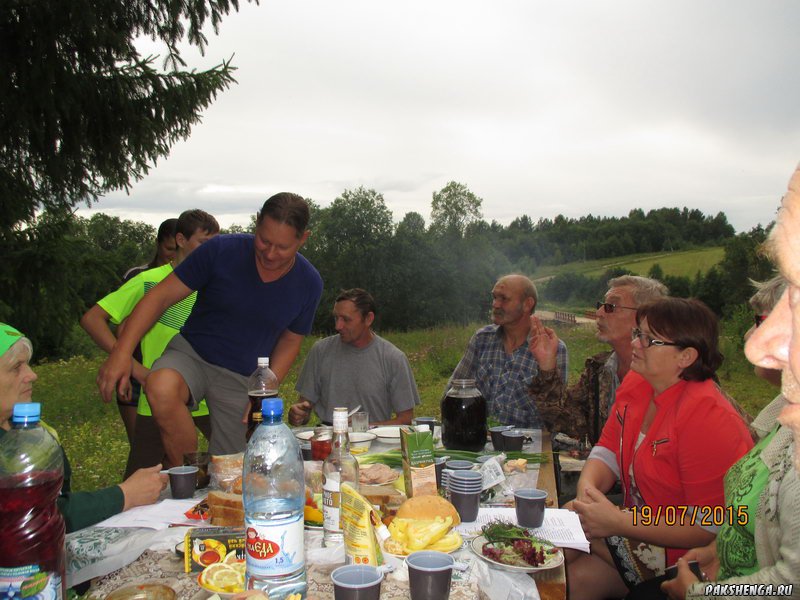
[566,297,754,600]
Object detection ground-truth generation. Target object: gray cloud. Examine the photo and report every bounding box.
[83,0,800,234]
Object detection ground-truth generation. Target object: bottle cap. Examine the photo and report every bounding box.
[12,402,41,424]
[261,397,283,418]
[257,357,269,367]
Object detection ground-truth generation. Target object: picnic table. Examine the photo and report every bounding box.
[70,430,568,600]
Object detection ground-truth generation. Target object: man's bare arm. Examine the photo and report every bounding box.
[269,329,305,383]
[97,274,192,402]
[81,305,148,388]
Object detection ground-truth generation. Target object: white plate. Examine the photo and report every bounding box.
[349,431,377,444]
[294,430,315,441]
[470,535,564,572]
[370,426,402,439]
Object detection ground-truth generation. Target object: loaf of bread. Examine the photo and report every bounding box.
[209,453,244,492]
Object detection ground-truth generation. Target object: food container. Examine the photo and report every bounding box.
[441,379,487,452]
[184,527,245,572]
[348,431,377,454]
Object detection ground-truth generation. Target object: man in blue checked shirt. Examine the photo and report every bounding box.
[447,274,568,428]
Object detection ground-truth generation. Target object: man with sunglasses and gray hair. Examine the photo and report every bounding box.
[529,275,667,444]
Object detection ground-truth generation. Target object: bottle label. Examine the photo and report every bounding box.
[323,477,342,534]
[0,565,63,600]
[244,517,304,577]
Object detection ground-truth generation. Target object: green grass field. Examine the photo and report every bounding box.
[532,247,725,281]
[35,318,775,491]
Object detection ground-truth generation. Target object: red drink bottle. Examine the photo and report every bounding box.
[0,402,66,599]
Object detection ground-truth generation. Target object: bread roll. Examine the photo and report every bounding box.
[395,494,460,526]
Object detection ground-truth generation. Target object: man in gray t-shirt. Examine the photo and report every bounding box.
[289,289,420,426]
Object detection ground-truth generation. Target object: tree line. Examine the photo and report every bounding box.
[2,182,756,360]
[542,224,775,346]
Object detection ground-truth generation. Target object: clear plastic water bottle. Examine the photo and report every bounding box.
[243,397,306,599]
[0,403,66,599]
[322,407,359,547]
[246,357,278,441]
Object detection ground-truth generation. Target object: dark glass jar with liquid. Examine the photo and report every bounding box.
[441,378,487,452]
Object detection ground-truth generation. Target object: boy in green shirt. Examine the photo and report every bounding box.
[81,209,219,475]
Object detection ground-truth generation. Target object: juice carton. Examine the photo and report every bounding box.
[400,427,437,497]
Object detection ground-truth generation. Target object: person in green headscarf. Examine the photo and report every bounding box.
[0,322,167,532]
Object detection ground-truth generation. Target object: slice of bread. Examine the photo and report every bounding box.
[207,490,243,510]
[210,505,245,527]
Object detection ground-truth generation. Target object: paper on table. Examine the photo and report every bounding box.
[454,507,590,553]
[93,497,202,530]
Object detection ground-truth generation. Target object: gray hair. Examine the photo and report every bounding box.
[608,275,668,305]
[749,275,787,314]
[0,337,33,370]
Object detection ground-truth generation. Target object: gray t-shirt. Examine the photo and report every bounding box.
[295,334,421,423]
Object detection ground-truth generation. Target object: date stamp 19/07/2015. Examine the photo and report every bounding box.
[630,505,748,527]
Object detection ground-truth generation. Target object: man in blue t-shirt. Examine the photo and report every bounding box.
[98,193,323,465]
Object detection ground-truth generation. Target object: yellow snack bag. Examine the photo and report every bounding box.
[340,482,389,566]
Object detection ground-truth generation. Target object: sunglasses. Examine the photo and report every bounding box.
[596,301,637,314]
[631,327,679,348]
[754,314,767,328]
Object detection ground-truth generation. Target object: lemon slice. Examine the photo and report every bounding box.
[223,552,243,565]
[201,563,244,593]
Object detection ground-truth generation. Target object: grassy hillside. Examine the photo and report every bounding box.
[34,318,775,491]
[532,247,724,281]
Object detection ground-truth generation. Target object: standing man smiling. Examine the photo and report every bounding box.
[98,193,323,466]
[289,288,419,426]
[447,274,568,428]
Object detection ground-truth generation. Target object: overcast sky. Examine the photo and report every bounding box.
[80,0,800,233]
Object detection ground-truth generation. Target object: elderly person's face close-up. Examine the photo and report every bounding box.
[746,165,800,446]
[596,285,639,346]
[0,331,37,430]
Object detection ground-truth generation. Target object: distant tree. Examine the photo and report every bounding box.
[222,215,256,234]
[693,266,726,314]
[430,181,483,236]
[648,263,665,281]
[307,187,394,329]
[77,214,155,281]
[396,212,426,236]
[1,0,253,234]
[2,211,100,358]
[663,275,692,298]
[716,226,774,310]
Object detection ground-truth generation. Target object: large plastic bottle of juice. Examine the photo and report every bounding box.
[0,402,66,599]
